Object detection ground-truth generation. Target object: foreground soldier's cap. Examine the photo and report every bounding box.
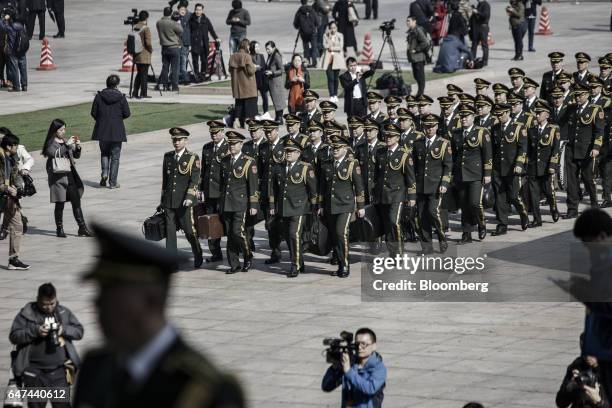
[507,92,524,104]
[458,93,475,106]
[284,138,303,152]
[383,123,401,137]
[246,119,263,131]
[404,95,418,107]
[83,223,188,284]
[446,84,463,95]
[307,119,324,132]
[573,83,590,94]
[347,116,365,128]
[492,83,510,95]
[319,100,338,112]
[226,130,246,144]
[396,108,414,121]
[474,78,491,89]
[303,89,320,101]
[533,100,552,113]
[384,95,402,107]
[493,103,512,115]
[367,91,384,102]
[458,104,476,116]
[551,87,565,98]
[606,52,612,62]
[324,121,345,136]
[598,57,612,69]
[421,113,440,127]
[588,76,604,88]
[329,134,350,148]
[437,96,454,108]
[475,94,494,107]
[283,113,301,125]
[575,52,591,63]
[508,67,525,78]
[523,77,540,88]
[364,117,381,131]
[206,120,225,133]
[548,52,565,62]
[261,119,280,130]
[169,127,190,139]
[417,95,434,106]
[556,72,572,84]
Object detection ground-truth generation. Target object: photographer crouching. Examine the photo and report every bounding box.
[9,283,83,408]
[556,355,609,408]
[322,328,387,408]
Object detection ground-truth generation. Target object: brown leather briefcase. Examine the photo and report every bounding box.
[197,213,225,239]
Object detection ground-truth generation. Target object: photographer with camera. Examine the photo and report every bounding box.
[322,328,387,408]
[156,6,183,92]
[406,15,430,98]
[556,355,609,408]
[9,283,83,407]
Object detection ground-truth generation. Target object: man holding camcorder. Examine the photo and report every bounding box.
[322,328,387,408]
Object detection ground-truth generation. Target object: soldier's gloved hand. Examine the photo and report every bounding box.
[408,200,416,207]
[183,199,193,207]
[197,191,205,202]
[317,208,324,217]
[591,149,600,158]
[156,204,163,213]
[513,166,522,175]
[249,208,258,216]
[548,168,555,174]
[484,176,491,185]
[439,186,447,194]
[269,209,275,216]
[356,209,365,218]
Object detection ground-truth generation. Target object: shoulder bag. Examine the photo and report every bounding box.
[52,148,71,174]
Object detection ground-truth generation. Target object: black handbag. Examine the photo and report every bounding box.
[142,210,166,241]
[305,215,332,256]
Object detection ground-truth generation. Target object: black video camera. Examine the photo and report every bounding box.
[171,10,181,21]
[124,8,139,26]
[0,4,16,19]
[323,331,357,365]
[379,19,396,35]
[575,368,597,388]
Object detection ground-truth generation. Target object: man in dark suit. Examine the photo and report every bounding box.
[339,57,375,117]
[573,52,593,89]
[25,0,45,40]
[242,120,268,250]
[540,52,565,103]
[74,223,245,408]
[550,86,570,141]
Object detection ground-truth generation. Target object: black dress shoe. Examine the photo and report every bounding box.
[600,200,612,209]
[563,211,578,220]
[458,232,473,244]
[53,33,65,38]
[194,253,203,268]
[527,221,542,228]
[329,256,339,265]
[420,248,434,255]
[226,266,241,274]
[241,259,252,272]
[478,225,487,240]
[287,266,299,278]
[516,56,524,60]
[264,256,280,265]
[520,214,529,230]
[206,255,223,263]
[439,241,448,253]
[330,268,338,277]
[21,86,26,92]
[249,241,256,252]
[338,267,350,278]
[551,209,560,223]
[491,225,507,236]
[78,226,93,237]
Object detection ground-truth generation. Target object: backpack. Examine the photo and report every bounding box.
[375,72,411,96]
[13,28,29,56]
[296,9,317,36]
[126,27,144,55]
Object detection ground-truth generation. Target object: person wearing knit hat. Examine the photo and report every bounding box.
[541,52,565,103]
[574,52,593,88]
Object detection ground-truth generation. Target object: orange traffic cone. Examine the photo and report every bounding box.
[536,6,553,35]
[487,31,495,46]
[118,42,133,72]
[36,38,57,71]
[359,33,374,65]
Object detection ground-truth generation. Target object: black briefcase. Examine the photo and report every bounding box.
[350,204,384,243]
[482,183,495,210]
[305,215,332,256]
[143,210,166,241]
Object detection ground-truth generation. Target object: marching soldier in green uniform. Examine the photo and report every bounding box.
[318,129,366,277]
[447,84,463,106]
[600,56,612,96]
[354,118,384,205]
[220,131,259,274]
[160,127,203,268]
[374,123,417,256]
[556,72,574,105]
[397,107,422,242]
[540,52,565,103]
[475,94,496,129]
[508,67,526,97]
[283,113,309,149]
[526,100,561,226]
[474,78,491,96]
[550,86,570,141]
[269,139,318,278]
[302,119,332,171]
[561,83,605,218]
[438,96,461,137]
[405,95,420,119]
[320,101,339,143]
[415,95,434,132]
[458,93,476,109]
[75,223,245,408]
[490,104,529,235]
[366,91,387,125]
[413,114,453,254]
[382,95,402,127]
[508,92,535,129]
[588,76,612,207]
[260,120,286,264]
[493,83,510,104]
[573,52,592,88]
[450,105,492,243]
[300,90,323,132]
[348,116,367,150]
[199,120,228,263]
[242,119,268,250]
[523,77,539,113]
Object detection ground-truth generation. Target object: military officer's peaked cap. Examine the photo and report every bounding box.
[417,94,434,105]
[307,119,325,132]
[507,92,524,104]
[303,89,320,101]
[446,84,463,95]
[284,138,303,152]
[169,127,190,139]
[437,96,454,107]
[324,121,345,136]
[383,123,401,137]
[458,93,475,105]
[226,130,246,143]
[347,116,365,127]
[533,100,551,113]
[550,87,565,98]
[573,83,589,94]
[421,113,440,127]
[319,100,338,111]
[556,72,572,83]
[364,118,381,130]
[523,77,540,88]
[474,78,491,88]
[83,223,188,284]
[247,119,263,131]
[493,103,512,115]
[492,83,510,94]
[575,52,591,62]
[396,108,414,120]
[261,119,280,130]
[588,76,604,88]
[206,120,225,133]
[598,57,612,69]
[404,95,417,106]
[367,91,384,102]
[330,135,350,148]
[283,113,301,124]
[384,95,402,106]
[548,52,564,62]
[508,67,525,78]
[458,104,476,116]
[475,94,494,107]
[606,53,612,62]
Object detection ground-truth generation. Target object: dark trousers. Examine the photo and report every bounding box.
[246,200,267,249]
[492,173,528,226]
[7,55,27,90]
[565,147,598,211]
[54,173,83,228]
[191,52,207,78]
[282,214,307,270]
[411,61,425,97]
[327,212,352,268]
[51,0,65,35]
[26,10,45,39]
[133,63,149,97]
[600,155,612,200]
[326,66,339,97]
[510,22,526,58]
[350,98,367,117]
[98,141,122,186]
[22,366,70,408]
[417,193,445,251]
[527,17,536,49]
[223,211,252,269]
[456,181,485,232]
[205,198,223,258]
[301,32,318,64]
[364,0,378,19]
[0,50,6,81]
[258,88,269,113]
[378,202,403,257]
[164,206,202,260]
[528,174,557,223]
[268,209,282,260]
[470,25,489,64]
[158,47,180,90]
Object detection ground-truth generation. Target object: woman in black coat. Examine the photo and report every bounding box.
[41,119,91,238]
[189,5,218,81]
[332,0,358,54]
[250,40,269,114]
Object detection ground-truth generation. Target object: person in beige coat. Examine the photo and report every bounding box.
[229,38,257,128]
[133,11,154,98]
[321,21,344,102]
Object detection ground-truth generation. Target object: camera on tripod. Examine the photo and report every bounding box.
[124,8,140,26]
[323,331,357,365]
[379,19,396,35]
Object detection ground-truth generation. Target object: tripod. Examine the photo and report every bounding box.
[367,30,402,90]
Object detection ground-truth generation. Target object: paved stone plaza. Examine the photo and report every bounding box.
[1,0,612,406]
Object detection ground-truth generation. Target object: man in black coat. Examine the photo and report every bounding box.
[189,3,218,81]
[409,0,434,33]
[25,0,45,40]
[469,0,490,66]
[91,75,131,189]
[339,57,375,117]
[48,0,64,38]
